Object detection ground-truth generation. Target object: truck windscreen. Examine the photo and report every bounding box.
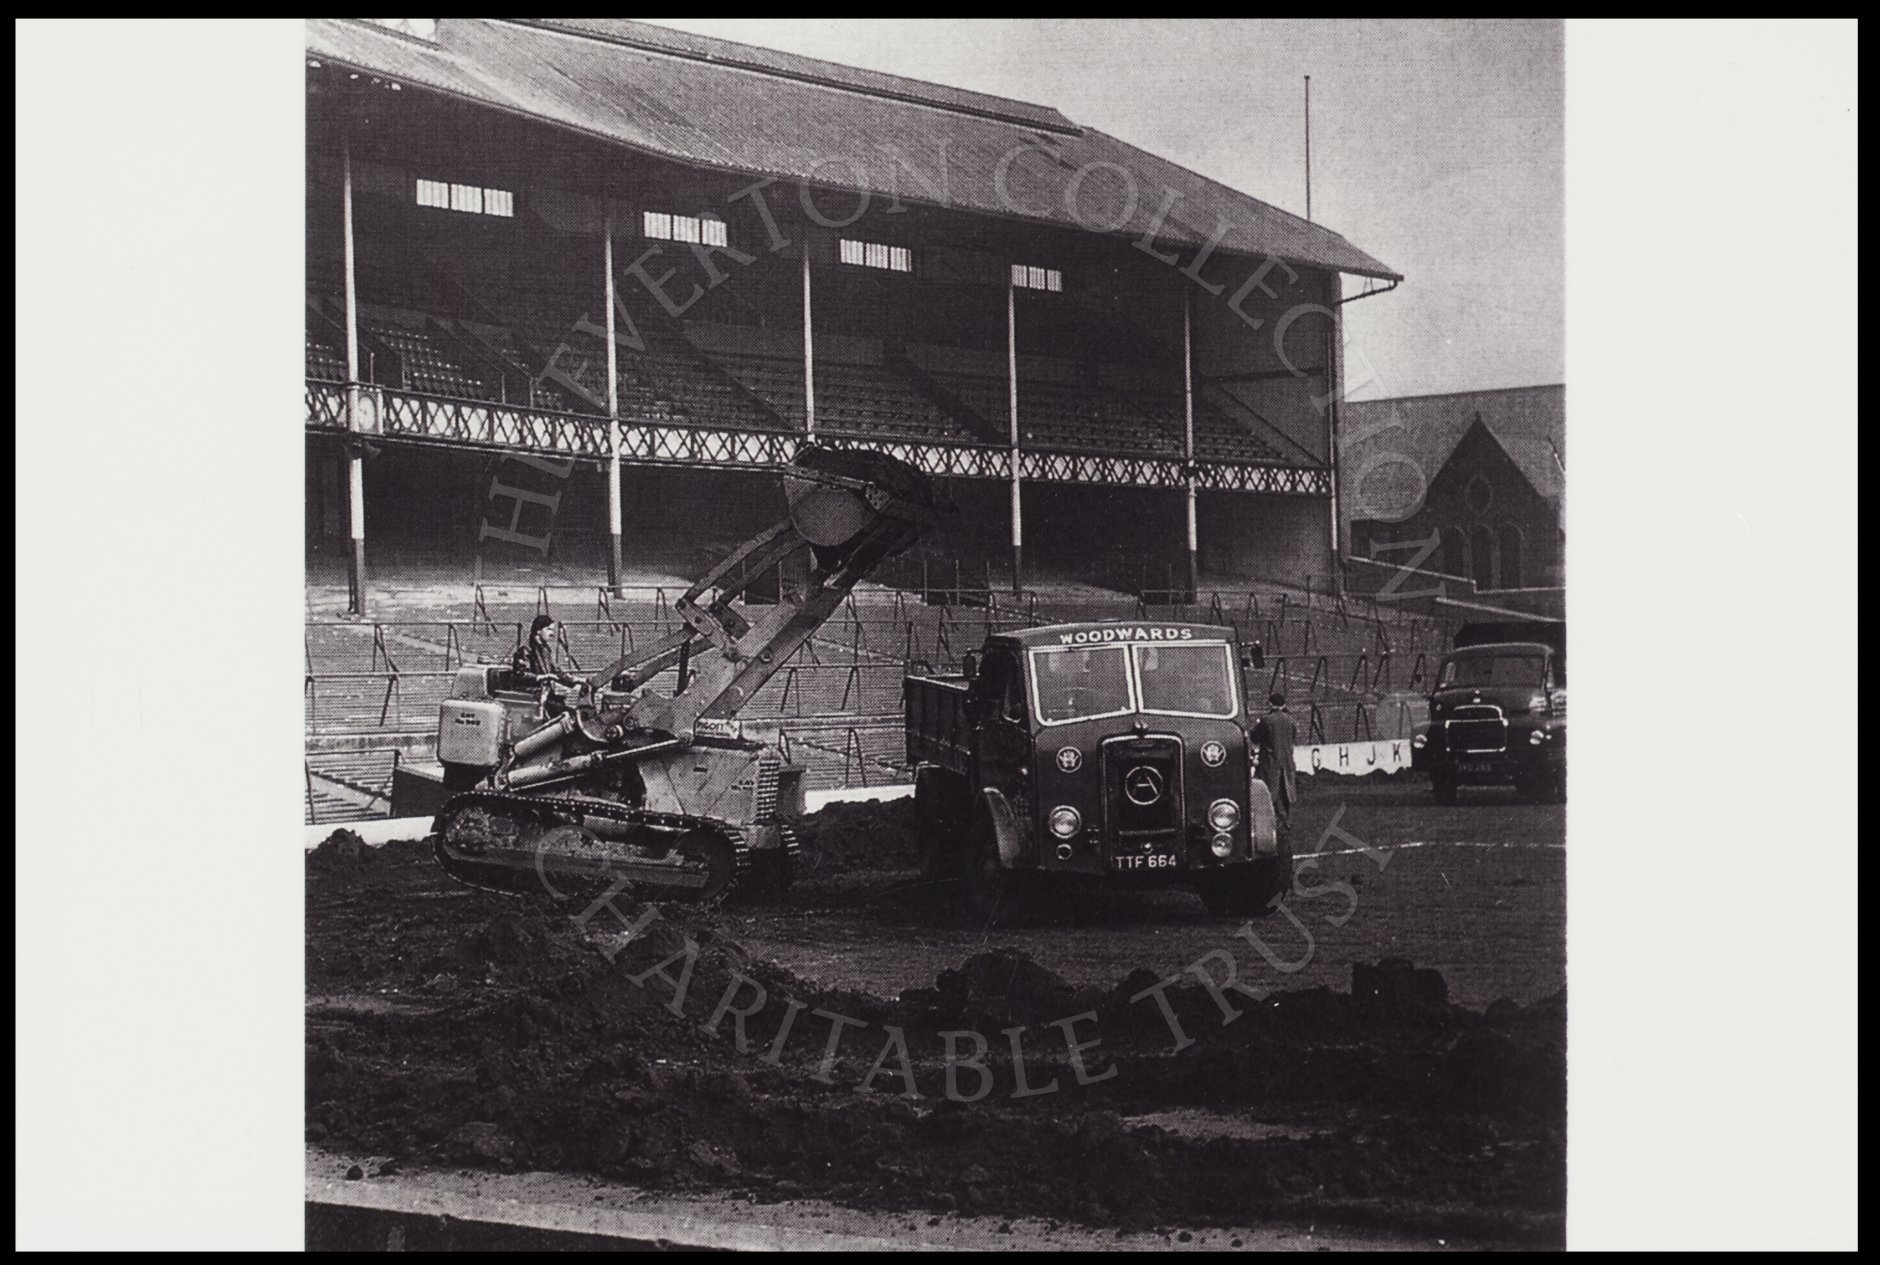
[1133,643,1238,718]
[1028,645,1134,724]
[1439,653,1547,687]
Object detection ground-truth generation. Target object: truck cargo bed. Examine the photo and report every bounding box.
[904,674,972,774]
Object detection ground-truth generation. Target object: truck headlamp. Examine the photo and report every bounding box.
[1207,799,1240,831]
[1210,833,1234,858]
[1048,806,1082,839]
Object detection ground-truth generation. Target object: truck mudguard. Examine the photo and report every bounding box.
[978,787,1031,869]
[1246,780,1280,857]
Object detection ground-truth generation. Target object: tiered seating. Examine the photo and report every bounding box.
[1193,398,1288,463]
[716,353,806,423]
[308,236,1305,460]
[299,583,1454,817]
[306,331,347,382]
[630,320,788,433]
[455,269,786,430]
[305,674,452,735]
[818,360,979,443]
[358,307,495,399]
[931,370,1180,456]
[709,350,977,443]
[933,370,1009,437]
[438,263,617,411]
[370,324,493,399]
[782,725,910,791]
[741,662,905,719]
[447,319,568,411]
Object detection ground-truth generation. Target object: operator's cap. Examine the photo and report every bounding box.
[1269,690,1287,707]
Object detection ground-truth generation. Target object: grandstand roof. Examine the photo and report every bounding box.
[306,18,1400,281]
[1342,384,1566,505]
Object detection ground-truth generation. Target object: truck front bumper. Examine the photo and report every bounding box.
[1429,725,1564,785]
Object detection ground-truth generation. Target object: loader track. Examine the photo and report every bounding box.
[432,790,753,906]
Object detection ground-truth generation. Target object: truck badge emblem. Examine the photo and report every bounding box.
[1055,746,1082,773]
[1200,740,1226,767]
[1124,765,1165,806]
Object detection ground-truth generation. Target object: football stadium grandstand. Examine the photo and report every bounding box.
[304,19,1424,822]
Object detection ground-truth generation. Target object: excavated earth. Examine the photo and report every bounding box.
[307,789,1566,1247]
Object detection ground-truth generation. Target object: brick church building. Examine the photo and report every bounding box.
[1341,384,1564,592]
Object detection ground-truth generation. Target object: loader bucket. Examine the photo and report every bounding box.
[782,445,944,550]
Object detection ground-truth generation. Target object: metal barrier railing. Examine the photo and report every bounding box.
[305,660,1417,742]
[304,587,1448,812]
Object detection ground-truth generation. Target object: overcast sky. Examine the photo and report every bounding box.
[650,19,1563,400]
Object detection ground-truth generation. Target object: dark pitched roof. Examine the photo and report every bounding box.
[306,18,1399,281]
[523,19,1077,132]
[1341,385,1565,517]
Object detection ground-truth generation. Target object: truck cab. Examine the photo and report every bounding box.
[906,621,1287,923]
[1416,620,1567,803]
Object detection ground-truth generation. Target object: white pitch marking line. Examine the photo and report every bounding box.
[1296,840,1565,858]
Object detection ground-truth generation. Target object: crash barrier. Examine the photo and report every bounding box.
[305,587,1451,821]
[306,692,1423,825]
[307,609,1459,680]
[306,749,402,825]
[304,648,1430,738]
[443,576,1450,625]
[305,662,911,735]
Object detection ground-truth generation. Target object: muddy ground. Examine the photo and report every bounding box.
[306,778,1565,1247]
[760,779,1565,1008]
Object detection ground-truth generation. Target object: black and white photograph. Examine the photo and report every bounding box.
[15,18,1857,1252]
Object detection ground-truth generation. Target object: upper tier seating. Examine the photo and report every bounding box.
[365,316,493,400]
[1192,398,1289,463]
[709,347,980,444]
[306,330,347,382]
[307,239,1306,463]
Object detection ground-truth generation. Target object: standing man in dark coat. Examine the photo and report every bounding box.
[1250,690,1299,831]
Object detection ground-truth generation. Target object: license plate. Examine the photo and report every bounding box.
[1458,760,1495,776]
[1111,852,1180,872]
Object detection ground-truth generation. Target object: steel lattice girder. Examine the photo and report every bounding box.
[305,383,1328,493]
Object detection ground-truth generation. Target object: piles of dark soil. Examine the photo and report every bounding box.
[306,815,1564,1245]
[897,948,1096,1027]
[306,829,374,871]
[790,796,921,875]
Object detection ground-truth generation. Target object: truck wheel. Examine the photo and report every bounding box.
[961,818,1031,928]
[1519,765,1566,804]
[1198,873,1259,917]
[1431,770,1458,805]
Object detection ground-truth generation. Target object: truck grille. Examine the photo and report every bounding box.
[1102,736,1184,835]
[1446,706,1507,754]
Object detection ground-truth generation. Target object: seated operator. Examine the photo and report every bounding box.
[511,615,581,710]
